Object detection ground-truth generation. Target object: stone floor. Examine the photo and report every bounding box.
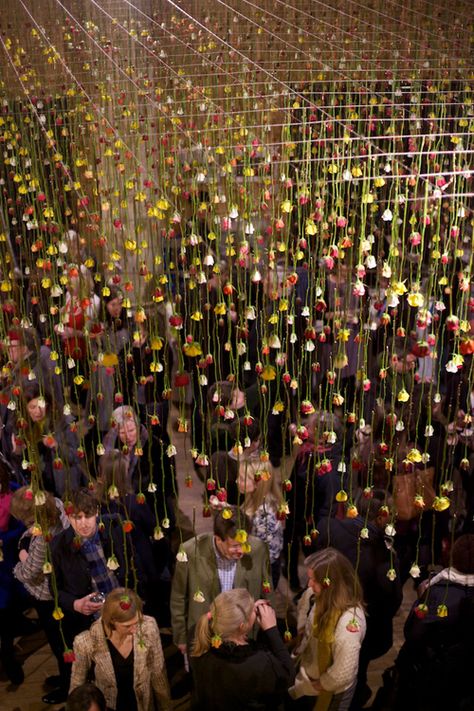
[0,404,417,709]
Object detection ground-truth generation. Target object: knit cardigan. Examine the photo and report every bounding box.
[290,589,366,698]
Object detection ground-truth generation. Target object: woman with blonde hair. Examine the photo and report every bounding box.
[288,548,366,711]
[190,588,294,710]
[238,458,284,587]
[70,588,171,711]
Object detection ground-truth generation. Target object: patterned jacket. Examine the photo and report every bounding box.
[70,615,172,711]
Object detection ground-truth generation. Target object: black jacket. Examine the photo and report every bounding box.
[190,627,295,711]
[50,518,138,623]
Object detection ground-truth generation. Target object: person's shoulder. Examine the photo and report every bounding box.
[50,525,73,551]
[336,606,366,634]
[182,533,213,553]
[248,535,267,554]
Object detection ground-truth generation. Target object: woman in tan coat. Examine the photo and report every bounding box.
[70,588,172,711]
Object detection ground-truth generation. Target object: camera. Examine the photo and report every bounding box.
[89,592,106,604]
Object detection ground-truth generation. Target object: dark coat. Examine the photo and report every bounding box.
[50,519,138,629]
[190,627,295,711]
[395,569,474,711]
[0,485,25,609]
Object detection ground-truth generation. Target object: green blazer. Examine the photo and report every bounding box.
[170,533,271,647]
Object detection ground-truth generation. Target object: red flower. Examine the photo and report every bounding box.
[122,520,134,533]
[174,372,190,387]
[63,649,76,663]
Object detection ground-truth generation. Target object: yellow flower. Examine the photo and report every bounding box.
[101,353,118,367]
[336,490,348,503]
[260,365,276,381]
[280,199,293,213]
[234,529,248,543]
[407,448,422,463]
[397,389,410,402]
[407,292,424,308]
[150,337,163,351]
[183,342,202,357]
[337,328,350,342]
[73,375,85,386]
[392,280,407,296]
[52,607,64,620]
[214,303,226,316]
[432,496,450,512]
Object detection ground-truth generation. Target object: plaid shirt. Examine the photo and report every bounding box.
[212,537,237,592]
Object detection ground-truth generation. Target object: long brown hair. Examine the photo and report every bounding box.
[305,548,364,638]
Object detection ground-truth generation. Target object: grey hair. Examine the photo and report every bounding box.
[111,406,139,428]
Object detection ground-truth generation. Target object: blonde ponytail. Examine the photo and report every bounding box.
[191,611,213,657]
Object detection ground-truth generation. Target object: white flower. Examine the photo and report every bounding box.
[176,548,188,563]
[67,358,76,369]
[7,400,16,411]
[199,375,208,386]
[360,527,369,539]
[424,425,434,437]
[290,332,298,344]
[386,568,397,581]
[153,527,164,541]
[34,491,46,506]
[147,482,157,493]
[167,444,177,457]
[382,209,393,222]
[107,556,120,571]
[337,461,347,473]
[243,360,251,371]
[63,404,71,416]
[385,524,396,537]
[237,342,247,356]
[161,518,170,529]
[365,255,377,269]
[193,590,205,603]
[446,360,457,373]
[301,306,310,317]
[305,340,315,352]
[381,262,392,278]
[96,444,105,456]
[409,564,421,579]
[433,392,442,403]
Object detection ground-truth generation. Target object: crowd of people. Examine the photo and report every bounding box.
[0,227,473,711]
